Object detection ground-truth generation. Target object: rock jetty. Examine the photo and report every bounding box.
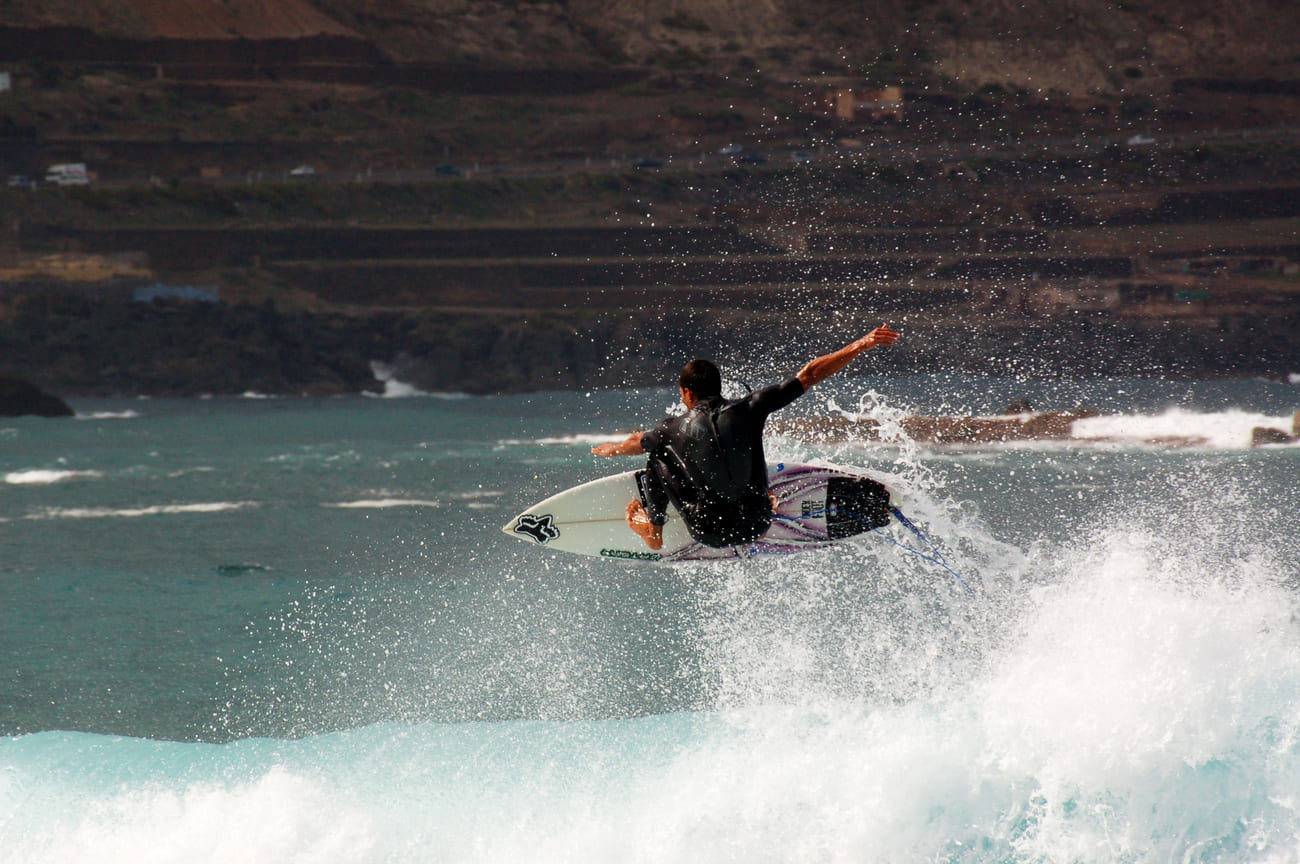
[0,374,74,417]
[769,408,1099,445]
[1250,410,1300,446]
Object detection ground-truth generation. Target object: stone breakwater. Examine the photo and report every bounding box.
[1250,412,1300,446]
[768,409,1098,446]
[0,374,74,417]
[774,409,1300,449]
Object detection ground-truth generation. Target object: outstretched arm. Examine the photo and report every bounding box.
[796,325,900,390]
[592,431,646,457]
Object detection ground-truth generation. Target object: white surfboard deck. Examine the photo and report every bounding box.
[502,461,911,563]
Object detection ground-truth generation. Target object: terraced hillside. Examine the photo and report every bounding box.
[1,0,1298,394]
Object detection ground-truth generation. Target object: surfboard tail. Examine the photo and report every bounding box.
[825,476,893,539]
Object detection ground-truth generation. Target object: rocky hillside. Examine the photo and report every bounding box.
[2,0,1297,94]
[2,0,1298,398]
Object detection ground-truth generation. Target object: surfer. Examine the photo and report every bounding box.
[592,325,900,549]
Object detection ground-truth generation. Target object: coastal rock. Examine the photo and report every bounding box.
[769,409,1099,445]
[901,409,1099,444]
[0,374,74,417]
[1251,426,1295,447]
[767,415,882,442]
[1003,398,1034,414]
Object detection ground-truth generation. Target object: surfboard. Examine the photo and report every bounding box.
[502,461,907,563]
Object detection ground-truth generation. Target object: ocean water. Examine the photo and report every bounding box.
[2,375,1299,863]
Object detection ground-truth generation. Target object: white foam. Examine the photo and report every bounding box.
[501,432,638,447]
[6,548,1300,864]
[12,766,375,864]
[968,530,1300,860]
[804,399,1299,451]
[74,411,141,420]
[369,376,426,398]
[24,502,258,520]
[1072,408,1296,449]
[4,469,101,485]
[542,433,630,445]
[366,360,470,399]
[326,499,440,509]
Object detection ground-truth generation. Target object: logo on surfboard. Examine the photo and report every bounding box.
[513,513,560,544]
[600,548,662,561]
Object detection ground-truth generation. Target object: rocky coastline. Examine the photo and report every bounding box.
[768,408,1100,446]
[1251,413,1300,446]
[3,294,1298,401]
[0,373,74,417]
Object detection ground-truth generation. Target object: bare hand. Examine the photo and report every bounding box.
[625,500,664,550]
[592,431,645,457]
[856,325,900,351]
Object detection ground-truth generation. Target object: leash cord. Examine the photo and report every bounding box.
[774,506,976,595]
[882,507,976,595]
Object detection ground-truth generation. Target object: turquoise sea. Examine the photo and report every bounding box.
[2,375,1299,863]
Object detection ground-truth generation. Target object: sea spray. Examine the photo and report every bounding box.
[968,518,1300,863]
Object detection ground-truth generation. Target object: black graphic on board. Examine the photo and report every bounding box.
[514,513,560,544]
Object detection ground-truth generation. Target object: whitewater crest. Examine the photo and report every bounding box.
[21,501,258,520]
[4,469,102,485]
[368,361,470,399]
[772,400,1300,451]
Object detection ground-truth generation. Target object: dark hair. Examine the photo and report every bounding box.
[679,358,722,398]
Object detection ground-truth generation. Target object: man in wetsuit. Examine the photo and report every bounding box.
[592,325,899,550]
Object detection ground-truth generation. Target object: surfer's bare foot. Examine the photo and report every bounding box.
[626,500,664,550]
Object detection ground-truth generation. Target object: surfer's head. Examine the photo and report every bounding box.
[679,359,722,400]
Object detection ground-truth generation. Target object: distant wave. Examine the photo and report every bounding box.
[446,490,503,510]
[74,410,141,420]
[1072,408,1296,449]
[4,469,102,485]
[775,406,1300,451]
[23,501,258,521]
[367,361,471,399]
[362,385,471,400]
[369,379,426,398]
[501,433,626,446]
[326,499,441,509]
[518,414,1300,451]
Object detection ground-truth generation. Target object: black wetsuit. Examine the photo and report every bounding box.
[638,377,805,547]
